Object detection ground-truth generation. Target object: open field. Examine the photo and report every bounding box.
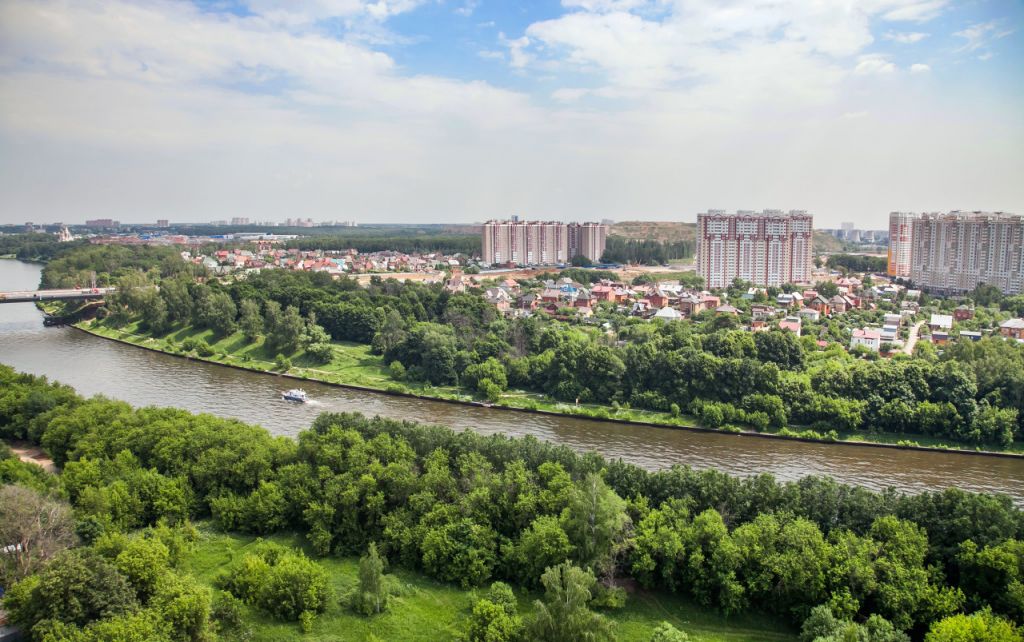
[610,221,697,243]
[185,526,797,642]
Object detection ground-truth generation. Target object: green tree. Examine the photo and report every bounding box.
[924,609,1022,642]
[353,542,389,616]
[563,473,629,576]
[238,299,263,342]
[650,621,689,642]
[528,562,614,642]
[4,548,138,631]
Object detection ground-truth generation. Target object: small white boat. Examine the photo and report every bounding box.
[282,388,308,403]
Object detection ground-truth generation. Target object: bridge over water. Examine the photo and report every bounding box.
[0,288,115,303]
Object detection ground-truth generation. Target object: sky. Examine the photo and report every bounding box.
[0,0,1021,228]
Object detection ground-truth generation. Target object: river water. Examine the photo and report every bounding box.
[2,259,1022,501]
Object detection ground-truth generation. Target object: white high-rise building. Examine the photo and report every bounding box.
[482,219,607,266]
[695,210,813,288]
[909,211,1023,295]
[888,212,918,277]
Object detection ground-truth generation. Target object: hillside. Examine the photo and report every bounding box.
[812,230,846,254]
[610,221,696,242]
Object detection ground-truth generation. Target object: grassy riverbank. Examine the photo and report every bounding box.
[185,525,796,642]
[77,319,1024,456]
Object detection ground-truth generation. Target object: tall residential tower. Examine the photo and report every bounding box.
[695,210,813,288]
[482,219,608,266]
[888,211,918,277]
[909,211,1023,295]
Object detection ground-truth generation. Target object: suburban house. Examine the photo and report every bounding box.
[653,306,682,322]
[778,317,802,335]
[953,305,975,321]
[798,307,820,322]
[677,293,705,317]
[1000,318,1024,340]
[751,304,775,320]
[850,328,881,352]
[929,314,953,332]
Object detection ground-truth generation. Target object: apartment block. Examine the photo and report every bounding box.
[482,219,608,266]
[695,210,813,288]
[909,211,1023,295]
[888,211,917,277]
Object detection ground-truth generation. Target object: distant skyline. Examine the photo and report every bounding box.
[1,0,1022,228]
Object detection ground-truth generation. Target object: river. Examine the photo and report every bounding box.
[2,259,1022,502]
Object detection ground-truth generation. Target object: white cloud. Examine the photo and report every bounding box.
[854,55,896,75]
[883,31,928,43]
[500,33,532,69]
[910,63,930,73]
[954,20,1014,54]
[881,0,947,23]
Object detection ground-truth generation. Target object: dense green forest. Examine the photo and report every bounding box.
[294,234,481,255]
[76,245,1024,448]
[826,254,888,273]
[601,238,694,265]
[0,233,86,263]
[1,364,1022,641]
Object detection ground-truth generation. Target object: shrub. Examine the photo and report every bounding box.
[217,542,330,622]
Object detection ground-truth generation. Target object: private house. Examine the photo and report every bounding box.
[776,293,802,308]
[653,306,682,322]
[591,284,616,302]
[929,314,953,332]
[715,305,740,315]
[751,304,775,320]
[1000,318,1024,340]
[809,295,832,315]
[883,313,902,327]
[959,330,982,342]
[932,331,950,345]
[677,293,704,317]
[798,307,820,322]
[829,294,851,314]
[850,328,881,352]
[540,288,562,304]
[778,317,802,335]
[953,305,975,321]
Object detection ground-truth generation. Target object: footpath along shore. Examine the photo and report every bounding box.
[75,321,1024,460]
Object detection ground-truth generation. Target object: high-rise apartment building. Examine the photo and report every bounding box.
[909,211,1023,295]
[570,222,608,263]
[695,210,813,288]
[481,219,608,266]
[888,211,917,277]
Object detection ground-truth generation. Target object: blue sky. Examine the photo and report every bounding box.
[0,0,1021,227]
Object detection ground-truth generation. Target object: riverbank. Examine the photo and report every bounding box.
[76,319,1024,459]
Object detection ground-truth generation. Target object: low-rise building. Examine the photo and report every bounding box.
[1000,318,1024,340]
[850,328,881,352]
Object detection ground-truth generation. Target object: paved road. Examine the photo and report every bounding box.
[904,320,926,354]
[0,287,114,303]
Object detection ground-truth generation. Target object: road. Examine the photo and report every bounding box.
[0,287,115,303]
[904,320,926,355]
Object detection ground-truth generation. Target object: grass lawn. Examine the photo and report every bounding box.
[79,319,1024,455]
[185,526,796,642]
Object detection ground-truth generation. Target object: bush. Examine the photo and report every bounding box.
[388,360,406,381]
[274,354,292,371]
[195,340,214,357]
[217,542,331,622]
[305,342,334,364]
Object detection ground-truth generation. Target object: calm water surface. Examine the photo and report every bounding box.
[2,259,1022,502]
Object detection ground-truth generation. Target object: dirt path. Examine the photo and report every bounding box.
[6,442,57,474]
[904,320,926,355]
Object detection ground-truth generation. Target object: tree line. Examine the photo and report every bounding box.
[1,364,1023,640]
[94,260,1024,448]
[601,238,694,265]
